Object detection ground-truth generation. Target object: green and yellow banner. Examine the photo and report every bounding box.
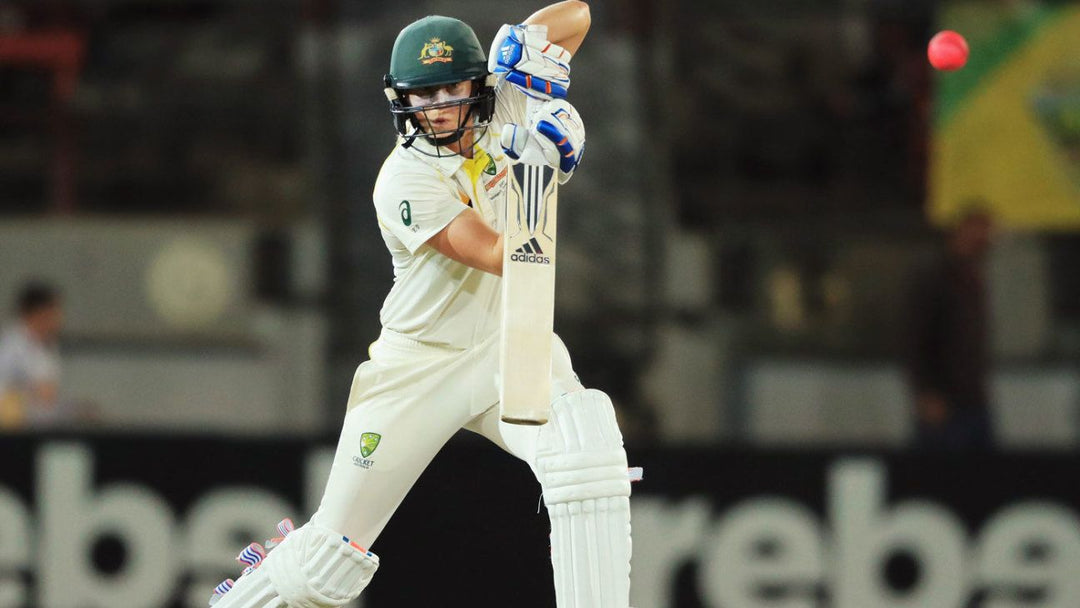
[931,2,1080,230]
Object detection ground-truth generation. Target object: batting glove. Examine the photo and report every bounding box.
[501,98,585,184]
[488,23,571,100]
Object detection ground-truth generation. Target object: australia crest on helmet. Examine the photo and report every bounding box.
[419,38,454,64]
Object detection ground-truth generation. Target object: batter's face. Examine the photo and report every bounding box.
[25,304,63,344]
[405,80,475,135]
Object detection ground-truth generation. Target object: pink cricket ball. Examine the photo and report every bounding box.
[928,30,969,72]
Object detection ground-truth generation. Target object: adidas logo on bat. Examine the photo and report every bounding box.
[510,238,550,265]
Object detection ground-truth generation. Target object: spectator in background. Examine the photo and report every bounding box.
[0,282,65,428]
[907,205,995,449]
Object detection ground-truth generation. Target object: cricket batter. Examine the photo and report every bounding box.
[212,2,634,606]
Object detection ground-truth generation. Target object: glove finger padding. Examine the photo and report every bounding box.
[489,23,571,100]
[505,71,568,101]
[500,99,585,184]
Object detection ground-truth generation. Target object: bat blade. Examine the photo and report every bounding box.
[499,163,558,425]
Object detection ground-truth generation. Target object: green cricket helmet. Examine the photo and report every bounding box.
[384,15,496,150]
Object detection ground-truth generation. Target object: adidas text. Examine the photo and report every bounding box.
[510,252,550,264]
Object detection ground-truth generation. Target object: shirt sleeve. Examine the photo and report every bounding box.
[373,166,468,254]
[0,332,57,387]
[26,347,59,384]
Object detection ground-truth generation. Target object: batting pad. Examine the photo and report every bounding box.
[537,389,633,608]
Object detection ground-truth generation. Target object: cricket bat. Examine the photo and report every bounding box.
[500,162,558,425]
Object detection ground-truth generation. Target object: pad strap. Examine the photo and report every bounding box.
[539,449,631,505]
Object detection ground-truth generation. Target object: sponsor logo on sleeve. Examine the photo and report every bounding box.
[485,167,508,192]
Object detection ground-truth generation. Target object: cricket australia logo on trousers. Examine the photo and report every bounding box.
[353,432,381,469]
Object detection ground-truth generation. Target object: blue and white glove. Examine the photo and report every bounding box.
[488,23,571,100]
[501,98,585,184]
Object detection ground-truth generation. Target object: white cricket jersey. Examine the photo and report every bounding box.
[0,322,61,425]
[371,80,529,349]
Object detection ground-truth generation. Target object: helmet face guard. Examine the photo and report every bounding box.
[384,76,497,154]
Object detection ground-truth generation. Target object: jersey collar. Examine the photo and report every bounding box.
[403,138,467,175]
[399,124,494,177]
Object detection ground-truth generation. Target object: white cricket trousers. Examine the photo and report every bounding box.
[310,328,583,548]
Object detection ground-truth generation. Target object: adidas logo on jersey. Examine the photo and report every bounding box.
[510,237,550,265]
